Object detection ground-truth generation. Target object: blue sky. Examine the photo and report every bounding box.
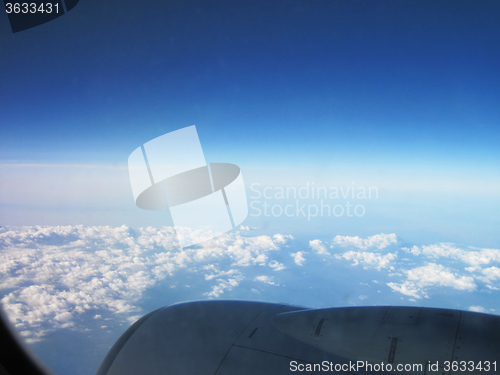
[1,0,499,165]
[1,2,500,374]
[1,0,499,243]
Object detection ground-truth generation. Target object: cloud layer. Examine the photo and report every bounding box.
[2,226,498,344]
[310,234,500,300]
[0,225,291,342]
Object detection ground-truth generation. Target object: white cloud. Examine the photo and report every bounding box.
[401,246,421,255]
[268,260,286,271]
[203,275,244,298]
[312,233,499,301]
[291,251,306,266]
[397,243,500,296]
[332,233,397,250]
[481,267,500,280]
[479,267,500,288]
[413,243,500,267]
[0,225,292,342]
[469,305,488,313]
[254,275,278,285]
[223,234,290,267]
[335,251,397,270]
[202,266,240,281]
[387,282,422,299]
[309,239,329,255]
[387,263,476,299]
[407,263,476,290]
[273,234,294,244]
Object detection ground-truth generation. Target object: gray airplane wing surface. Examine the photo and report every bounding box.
[96,301,500,375]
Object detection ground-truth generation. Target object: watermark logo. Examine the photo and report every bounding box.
[4,0,79,33]
[249,182,378,220]
[128,125,248,248]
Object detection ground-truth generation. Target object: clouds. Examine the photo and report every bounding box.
[332,233,397,250]
[225,234,291,267]
[401,243,500,292]
[309,234,500,301]
[268,260,286,271]
[291,251,306,266]
[2,226,498,345]
[481,267,500,283]
[406,243,500,268]
[254,275,278,285]
[387,263,476,299]
[406,264,476,291]
[0,225,292,343]
[310,234,398,271]
[309,239,329,255]
[469,305,489,313]
[203,275,244,298]
[336,251,397,271]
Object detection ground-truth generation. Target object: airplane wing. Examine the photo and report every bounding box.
[96,301,500,375]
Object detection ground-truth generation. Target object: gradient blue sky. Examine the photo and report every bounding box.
[1,1,499,160]
[0,0,499,244]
